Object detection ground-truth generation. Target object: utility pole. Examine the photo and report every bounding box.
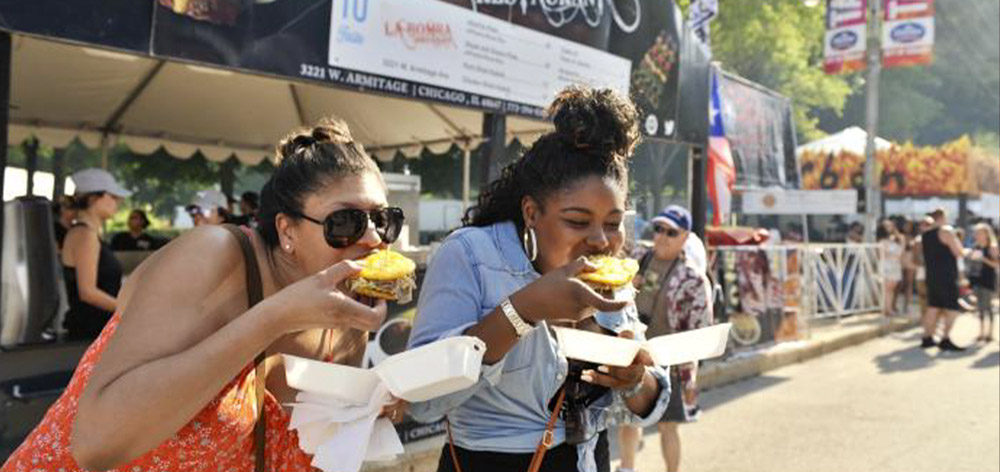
[862,0,882,242]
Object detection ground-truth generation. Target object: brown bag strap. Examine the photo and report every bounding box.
[445,387,567,472]
[223,224,267,472]
[527,388,567,472]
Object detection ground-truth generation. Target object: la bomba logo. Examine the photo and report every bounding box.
[384,19,456,50]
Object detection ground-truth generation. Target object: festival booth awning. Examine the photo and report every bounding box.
[7,35,551,164]
[3,0,712,170]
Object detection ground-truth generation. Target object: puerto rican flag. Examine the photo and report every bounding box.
[707,70,736,226]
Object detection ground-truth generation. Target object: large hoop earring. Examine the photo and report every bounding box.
[523,227,538,262]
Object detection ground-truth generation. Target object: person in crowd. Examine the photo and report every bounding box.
[2,118,402,471]
[912,216,934,322]
[920,208,966,351]
[877,218,906,316]
[407,87,670,472]
[241,191,260,225]
[58,169,130,342]
[186,189,230,226]
[111,209,162,251]
[618,205,712,472]
[846,222,864,243]
[898,218,918,315]
[966,223,998,342]
[52,195,76,252]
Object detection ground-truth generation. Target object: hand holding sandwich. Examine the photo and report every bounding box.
[510,256,633,324]
[268,260,387,333]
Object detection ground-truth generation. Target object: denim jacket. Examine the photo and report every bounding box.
[408,221,672,472]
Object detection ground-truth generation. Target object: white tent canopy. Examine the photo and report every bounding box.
[796,126,893,156]
[8,34,551,165]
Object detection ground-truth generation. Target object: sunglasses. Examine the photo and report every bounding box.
[653,225,682,238]
[288,207,404,249]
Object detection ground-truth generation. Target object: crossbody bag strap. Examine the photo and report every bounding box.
[222,224,267,472]
[444,387,567,472]
[527,387,567,472]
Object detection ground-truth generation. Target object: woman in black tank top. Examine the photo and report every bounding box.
[61,168,132,341]
[968,223,999,342]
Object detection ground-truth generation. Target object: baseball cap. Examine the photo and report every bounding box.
[70,168,132,198]
[187,190,228,216]
[650,205,692,232]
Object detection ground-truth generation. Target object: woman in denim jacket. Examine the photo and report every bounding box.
[408,87,672,472]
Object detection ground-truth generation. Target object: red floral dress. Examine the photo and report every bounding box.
[1,312,315,472]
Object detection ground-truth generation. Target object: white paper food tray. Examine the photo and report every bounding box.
[283,354,381,405]
[374,336,486,402]
[645,323,731,366]
[554,323,732,367]
[284,336,486,404]
[553,327,642,367]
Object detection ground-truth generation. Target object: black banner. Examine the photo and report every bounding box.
[717,71,799,189]
[0,0,153,52]
[150,0,686,130]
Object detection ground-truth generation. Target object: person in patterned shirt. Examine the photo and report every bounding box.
[617,205,713,472]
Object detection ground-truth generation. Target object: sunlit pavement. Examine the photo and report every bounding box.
[613,313,1000,472]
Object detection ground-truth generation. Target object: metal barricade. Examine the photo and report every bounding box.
[801,243,884,320]
[707,243,885,353]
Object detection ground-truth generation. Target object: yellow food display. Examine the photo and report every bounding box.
[799,136,999,197]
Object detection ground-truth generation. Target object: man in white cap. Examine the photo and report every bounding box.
[186,189,229,226]
[618,205,713,472]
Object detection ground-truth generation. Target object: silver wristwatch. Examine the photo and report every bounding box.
[620,368,649,399]
[500,298,533,338]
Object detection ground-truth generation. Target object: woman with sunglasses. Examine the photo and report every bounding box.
[60,168,131,341]
[408,87,671,472]
[3,119,400,471]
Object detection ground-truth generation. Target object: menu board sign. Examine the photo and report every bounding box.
[328,0,631,117]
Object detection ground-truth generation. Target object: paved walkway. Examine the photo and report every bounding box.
[614,313,1000,472]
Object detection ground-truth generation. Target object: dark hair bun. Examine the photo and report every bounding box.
[548,86,639,159]
[276,117,358,163]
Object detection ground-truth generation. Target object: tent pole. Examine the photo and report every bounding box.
[100,134,110,170]
[480,113,506,187]
[24,138,38,197]
[691,146,707,240]
[0,31,10,313]
[461,140,471,212]
[52,147,65,200]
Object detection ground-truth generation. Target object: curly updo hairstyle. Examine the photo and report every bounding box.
[258,117,381,250]
[463,86,640,229]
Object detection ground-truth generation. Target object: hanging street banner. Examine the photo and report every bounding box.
[882,0,934,68]
[716,71,799,190]
[687,0,718,43]
[823,0,868,74]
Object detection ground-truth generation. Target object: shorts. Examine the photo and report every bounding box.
[974,286,996,320]
[660,369,699,423]
[926,279,961,311]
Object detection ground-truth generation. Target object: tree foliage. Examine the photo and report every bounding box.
[680,0,858,141]
[820,0,1000,146]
